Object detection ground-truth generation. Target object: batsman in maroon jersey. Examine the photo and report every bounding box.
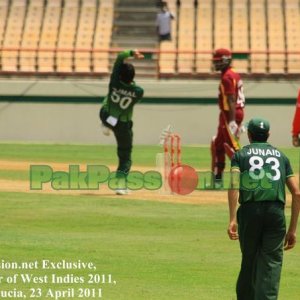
[211,48,245,185]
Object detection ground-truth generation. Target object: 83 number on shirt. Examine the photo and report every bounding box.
[249,156,281,181]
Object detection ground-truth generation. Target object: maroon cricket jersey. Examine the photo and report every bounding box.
[218,67,245,113]
[292,90,300,136]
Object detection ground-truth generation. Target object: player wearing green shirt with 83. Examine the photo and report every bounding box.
[228,118,300,300]
[100,50,144,195]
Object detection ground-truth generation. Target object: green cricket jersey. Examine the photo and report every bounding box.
[102,50,144,122]
[231,142,294,204]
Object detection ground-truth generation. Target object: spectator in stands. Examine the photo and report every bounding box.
[292,90,300,147]
[156,1,174,42]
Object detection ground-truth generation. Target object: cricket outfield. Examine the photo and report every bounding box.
[0,77,299,299]
[0,143,299,299]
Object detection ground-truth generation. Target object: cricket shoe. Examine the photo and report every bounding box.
[115,188,130,196]
[101,124,111,136]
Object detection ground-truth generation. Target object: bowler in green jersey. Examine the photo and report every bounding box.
[227,118,300,300]
[99,50,144,195]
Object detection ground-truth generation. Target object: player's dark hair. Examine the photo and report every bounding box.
[249,132,269,142]
[157,1,167,8]
[119,63,135,84]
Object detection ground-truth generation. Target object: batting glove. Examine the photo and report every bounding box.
[228,121,239,137]
[236,124,246,138]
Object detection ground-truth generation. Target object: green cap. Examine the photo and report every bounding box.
[247,118,270,135]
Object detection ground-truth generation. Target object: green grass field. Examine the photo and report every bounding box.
[0,143,299,299]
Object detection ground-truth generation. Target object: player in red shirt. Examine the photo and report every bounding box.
[211,48,245,186]
[292,90,300,147]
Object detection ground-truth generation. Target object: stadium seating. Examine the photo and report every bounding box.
[20,0,44,72]
[0,0,299,76]
[267,0,285,73]
[56,0,80,72]
[285,0,300,73]
[214,0,231,50]
[0,0,9,70]
[93,0,114,73]
[159,0,296,76]
[159,39,177,74]
[38,0,62,72]
[196,0,213,73]
[177,0,195,74]
[158,0,177,74]
[231,0,249,73]
[250,0,268,73]
[74,0,98,72]
[2,0,27,71]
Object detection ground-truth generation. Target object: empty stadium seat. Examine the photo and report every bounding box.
[159,41,176,74]
[20,0,44,72]
[285,0,300,73]
[0,0,9,52]
[196,0,212,73]
[38,0,62,72]
[93,0,114,73]
[74,0,97,72]
[232,0,249,73]
[2,0,26,71]
[214,0,230,49]
[250,0,267,73]
[267,0,285,73]
[177,1,195,74]
[56,0,80,72]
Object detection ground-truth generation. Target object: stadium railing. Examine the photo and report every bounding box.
[0,47,299,78]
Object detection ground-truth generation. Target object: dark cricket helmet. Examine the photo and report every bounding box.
[212,48,232,71]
